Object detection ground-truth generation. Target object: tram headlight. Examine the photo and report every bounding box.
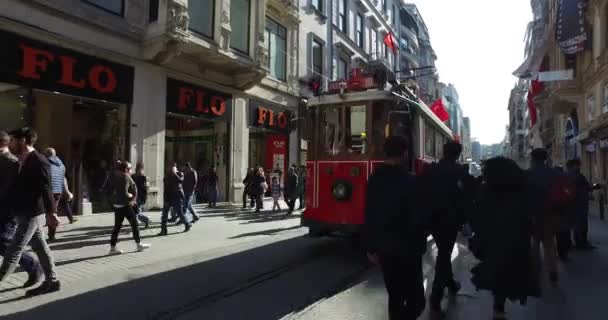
[332,181,352,201]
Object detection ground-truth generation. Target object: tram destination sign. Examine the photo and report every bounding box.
[0,30,134,104]
[327,68,378,94]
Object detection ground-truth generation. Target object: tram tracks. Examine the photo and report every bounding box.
[151,238,370,320]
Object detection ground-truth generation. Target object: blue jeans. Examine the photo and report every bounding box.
[136,205,150,224]
[0,220,40,276]
[208,186,218,207]
[161,200,189,228]
[183,194,198,220]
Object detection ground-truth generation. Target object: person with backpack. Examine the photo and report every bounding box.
[420,141,474,317]
[526,148,561,283]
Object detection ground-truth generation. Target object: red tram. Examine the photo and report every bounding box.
[301,74,453,236]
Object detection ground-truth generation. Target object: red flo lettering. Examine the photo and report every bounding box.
[18,43,118,94]
[167,78,231,119]
[255,106,289,130]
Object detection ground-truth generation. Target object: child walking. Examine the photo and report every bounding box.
[271,177,282,212]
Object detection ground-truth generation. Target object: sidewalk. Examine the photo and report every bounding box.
[284,215,608,320]
[0,201,307,317]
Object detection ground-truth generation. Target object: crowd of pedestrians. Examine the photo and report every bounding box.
[365,137,600,320]
[242,165,307,214]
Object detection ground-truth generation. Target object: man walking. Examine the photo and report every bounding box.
[527,148,560,283]
[365,136,426,320]
[159,163,191,236]
[0,131,43,289]
[567,158,597,250]
[44,148,76,242]
[183,163,199,223]
[285,167,298,214]
[422,141,472,317]
[297,165,306,210]
[0,127,60,296]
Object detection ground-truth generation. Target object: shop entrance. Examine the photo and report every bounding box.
[165,114,229,202]
[0,84,128,214]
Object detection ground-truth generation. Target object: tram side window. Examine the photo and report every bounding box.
[345,105,367,155]
[424,123,435,158]
[435,131,444,159]
[320,106,343,157]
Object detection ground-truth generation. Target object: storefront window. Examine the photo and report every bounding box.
[0,83,28,131]
[346,105,367,155]
[165,115,215,174]
[320,106,343,157]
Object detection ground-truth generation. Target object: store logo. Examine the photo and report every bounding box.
[177,86,226,117]
[273,140,285,149]
[17,43,117,94]
[256,107,288,130]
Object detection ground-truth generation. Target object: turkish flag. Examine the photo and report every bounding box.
[430,98,450,122]
[383,32,398,54]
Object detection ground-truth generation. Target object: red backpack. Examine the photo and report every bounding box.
[548,175,576,209]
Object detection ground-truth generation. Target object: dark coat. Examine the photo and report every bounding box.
[249,174,266,196]
[10,150,55,217]
[183,169,198,196]
[285,171,298,197]
[0,151,19,239]
[164,172,185,204]
[526,164,561,238]
[364,163,426,257]
[470,184,540,304]
[132,173,148,205]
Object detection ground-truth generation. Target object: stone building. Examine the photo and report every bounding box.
[0,0,300,211]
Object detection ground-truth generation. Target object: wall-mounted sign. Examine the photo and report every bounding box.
[167,78,232,121]
[556,0,588,55]
[249,99,291,132]
[0,30,134,104]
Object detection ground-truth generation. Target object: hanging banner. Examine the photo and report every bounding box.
[513,0,551,78]
[556,0,588,55]
[265,135,288,185]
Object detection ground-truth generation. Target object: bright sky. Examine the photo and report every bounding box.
[408,0,533,144]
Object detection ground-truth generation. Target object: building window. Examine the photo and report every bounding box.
[382,0,387,14]
[603,83,608,113]
[83,0,124,15]
[265,18,287,81]
[312,0,323,11]
[339,0,347,32]
[372,29,379,59]
[356,14,364,48]
[231,0,251,53]
[338,58,348,80]
[149,0,159,22]
[587,94,596,121]
[189,0,214,38]
[312,39,323,76]
[392,5,396,25]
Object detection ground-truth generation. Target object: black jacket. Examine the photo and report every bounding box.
[164,172,185,204]
[285,171,298,196]
[132,173,148,205]
[0,151,19,234]
[11,150,56,217]
[364,163,426,257]
[183,169,198,195]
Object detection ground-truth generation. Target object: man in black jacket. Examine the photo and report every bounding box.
[159,163,191,235]
[0,127,60,296]
[365,136,426,320]
[423,141,473,316]
[285,167,298,214]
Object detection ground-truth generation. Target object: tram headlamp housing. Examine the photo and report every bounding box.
[332,180,352,201]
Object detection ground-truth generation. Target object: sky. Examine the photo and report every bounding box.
[407,0,533,144]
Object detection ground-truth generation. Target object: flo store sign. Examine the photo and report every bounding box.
[0,30,134,104]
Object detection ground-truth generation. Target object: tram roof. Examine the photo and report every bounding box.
[306,89,453,138]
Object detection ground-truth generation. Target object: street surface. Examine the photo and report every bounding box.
[0,202,607,320]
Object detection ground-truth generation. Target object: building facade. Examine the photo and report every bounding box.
[0,0,301,211]
[507,81,530,167]
[471,140,482,163]
[462,117,472,160]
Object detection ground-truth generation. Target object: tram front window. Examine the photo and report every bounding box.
[320,106,343,156]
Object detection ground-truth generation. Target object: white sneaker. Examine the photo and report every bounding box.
[137,243,151,252]
[109,247,124,255]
